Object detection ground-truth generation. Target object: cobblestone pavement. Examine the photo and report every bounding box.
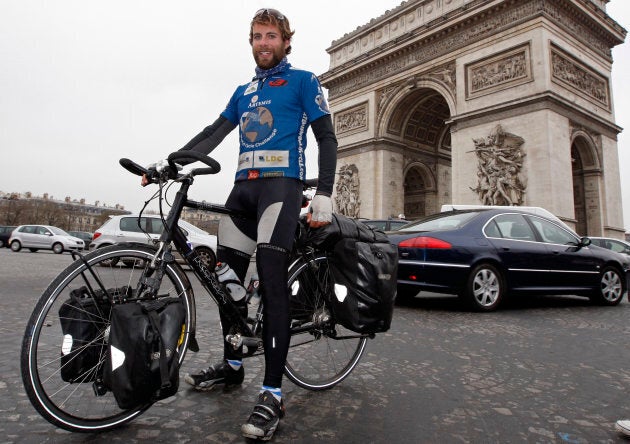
[1,248,630,443]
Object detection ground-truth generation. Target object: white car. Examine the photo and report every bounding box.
[590,237,630,257]
[90,215,217,268]
[9,225,85,254]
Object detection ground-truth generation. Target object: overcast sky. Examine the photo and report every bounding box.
[1,1,629,231]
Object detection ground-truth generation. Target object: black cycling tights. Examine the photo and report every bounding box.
[217,245,291,388]
[256,244,291,388]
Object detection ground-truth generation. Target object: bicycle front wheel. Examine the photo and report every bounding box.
[21,244,195,432]
[284,253,368,390]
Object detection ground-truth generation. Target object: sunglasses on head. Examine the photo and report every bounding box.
[254,8,285,20]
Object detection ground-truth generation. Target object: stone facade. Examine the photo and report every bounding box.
[321,0,626,237]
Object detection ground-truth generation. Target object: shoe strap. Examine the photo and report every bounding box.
[252,404,278,421]
[253,404,277,419]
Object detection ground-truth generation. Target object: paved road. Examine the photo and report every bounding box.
[1,248,630,443]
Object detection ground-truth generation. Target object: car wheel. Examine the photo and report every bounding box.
[96,245,120,267]
[462,263,504,311]
[122,258,146,268]
[10,240,21,252]
[194,246,217,270]
[52,243,64,254]
[589,266,625,305]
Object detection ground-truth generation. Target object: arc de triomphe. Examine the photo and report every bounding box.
[320,0,626,237]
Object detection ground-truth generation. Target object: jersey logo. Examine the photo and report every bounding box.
[268,79,287,87]
[244,81,258,95]
[247,170,260,180]
[315,93,330,113]
[241,107,274,143]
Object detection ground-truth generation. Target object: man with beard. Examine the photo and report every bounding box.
[144,7,337,441]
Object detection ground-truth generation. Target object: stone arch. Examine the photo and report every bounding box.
[378,82,453,218]
[376,78,456,139]
[403,162,437,219]
[570,131,602,236]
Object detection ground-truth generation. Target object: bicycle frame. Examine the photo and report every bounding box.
[150,175,260,355]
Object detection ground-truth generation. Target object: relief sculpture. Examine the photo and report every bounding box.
[551,49,609,107]
[470,51,527,93]
[335,164,361,218]
[335,104,368,135]
[470,125,526,206]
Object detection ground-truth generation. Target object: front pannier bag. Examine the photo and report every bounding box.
[103,297,185,409]
[307,214,398,334]
[58,286,113,382]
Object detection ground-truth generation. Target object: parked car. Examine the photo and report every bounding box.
[67,231,94,249]
[0,225,17,248]
[9,225,85,254]
[589,237,630,257]
[387,208,630,311]
[361,218,408,231]
[90,215,217,269]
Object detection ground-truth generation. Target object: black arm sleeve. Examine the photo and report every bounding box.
[178,115,236,165]
[310,114,338,196]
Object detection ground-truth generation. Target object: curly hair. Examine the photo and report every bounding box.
[249,8,295,54]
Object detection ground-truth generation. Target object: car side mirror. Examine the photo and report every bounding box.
[580,237,591,247]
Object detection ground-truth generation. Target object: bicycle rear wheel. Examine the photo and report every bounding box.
[21,244,195,432]
[284,253,368,390]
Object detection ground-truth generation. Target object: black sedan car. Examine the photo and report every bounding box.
[361,218,409,231]
[387,208,629,311]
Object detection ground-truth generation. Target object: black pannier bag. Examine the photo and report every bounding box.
[306,214,398,334]
[103,297,185,409]
[58,286,114,383]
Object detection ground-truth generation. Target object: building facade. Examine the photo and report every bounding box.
[0,192,129,232]
[321,0,626,237]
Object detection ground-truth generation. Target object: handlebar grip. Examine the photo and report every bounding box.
[191,167,216,176]
[120,158,148,177]
[303,178,318,189]
[168,151,221,174]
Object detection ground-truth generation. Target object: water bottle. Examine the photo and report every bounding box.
[215,262,246,302]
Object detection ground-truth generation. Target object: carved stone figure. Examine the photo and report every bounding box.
[335,164,361,218]
[470,125,526,206]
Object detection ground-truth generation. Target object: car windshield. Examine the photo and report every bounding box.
[49,227,70,236]
[398,211,479,232]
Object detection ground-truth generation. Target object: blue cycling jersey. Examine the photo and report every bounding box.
[221,63,330,182]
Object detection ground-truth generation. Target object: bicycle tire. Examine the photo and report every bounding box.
[284,253,368,390]
[21,244,195,432]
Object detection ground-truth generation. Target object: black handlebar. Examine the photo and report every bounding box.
[119,151,221,182]
[303,178,318,190]
[167,151,221,175]
[119,158,148,177]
